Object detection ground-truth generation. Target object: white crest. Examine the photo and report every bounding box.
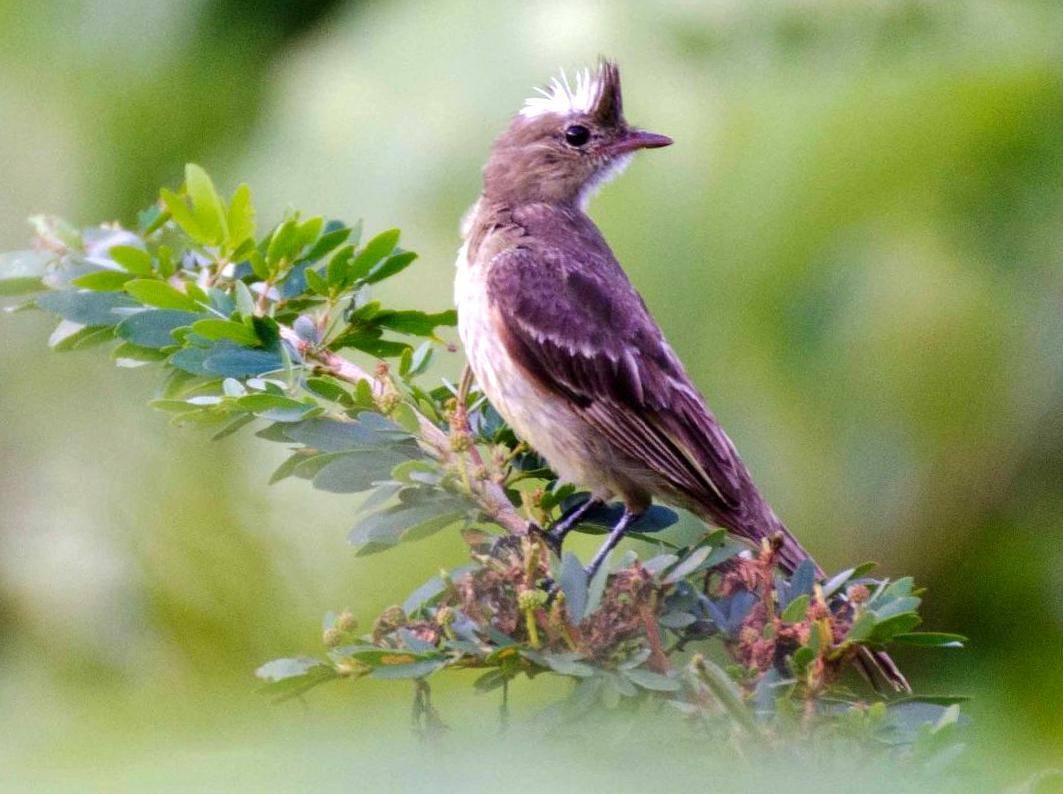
[520,68,599,118]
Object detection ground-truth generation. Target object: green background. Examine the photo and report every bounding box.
[1,1,1060,790]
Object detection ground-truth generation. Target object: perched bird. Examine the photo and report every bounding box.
[455,61,908,691]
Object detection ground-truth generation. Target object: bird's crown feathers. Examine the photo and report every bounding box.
[520,60,623,125]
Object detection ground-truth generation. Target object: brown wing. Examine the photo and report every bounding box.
[485,244,754,525]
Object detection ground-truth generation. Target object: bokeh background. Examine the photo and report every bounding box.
[1,0,1061,790]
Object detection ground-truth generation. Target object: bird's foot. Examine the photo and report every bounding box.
[584,508,640,579]
[536,498,604,556]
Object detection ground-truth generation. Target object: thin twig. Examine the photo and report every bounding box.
[278,326,528,536]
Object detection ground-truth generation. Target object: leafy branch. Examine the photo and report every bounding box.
[1,164,969,769]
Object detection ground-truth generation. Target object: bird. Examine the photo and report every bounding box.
[454,60,908,692]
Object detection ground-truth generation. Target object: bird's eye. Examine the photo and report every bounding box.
[564,124,591,147]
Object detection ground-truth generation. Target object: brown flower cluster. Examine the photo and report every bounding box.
[579,564,656,661]
[359,538,670,669]
[717,541,859,693]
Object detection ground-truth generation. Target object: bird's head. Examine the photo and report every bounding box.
[482,60,672,208]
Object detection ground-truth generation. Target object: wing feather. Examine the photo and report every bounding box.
[486,245,745,515]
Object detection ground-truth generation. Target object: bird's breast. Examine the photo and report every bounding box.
[454,242,600,489]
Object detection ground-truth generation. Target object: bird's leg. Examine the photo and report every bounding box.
[539,498,604,555]
[585,509,641,579]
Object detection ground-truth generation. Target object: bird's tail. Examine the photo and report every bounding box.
[746,509,911,694]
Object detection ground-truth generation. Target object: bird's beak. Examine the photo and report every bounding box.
[605,129,673,156]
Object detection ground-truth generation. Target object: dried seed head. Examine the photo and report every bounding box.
[848,584,870,604]
[323,627,343,647]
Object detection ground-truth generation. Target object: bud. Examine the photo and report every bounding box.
[808,601,830,621]
[380,605,406,625]
[323,627,343,647]
[435,606,455,627]
[449,430,473,452]
[374,391,401,415]
[336,610,357,632]
[848,584,870,604]
[517,587,547,612]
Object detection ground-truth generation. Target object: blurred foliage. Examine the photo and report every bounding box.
[0,0,1061,790]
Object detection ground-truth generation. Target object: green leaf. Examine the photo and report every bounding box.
[407,342,435,377]
[125,279,201,312]
[303,224,351,262]
[559,553,589,621]
[255,656,325,682]
[36,290,139,326]
[293,217,324,252]
[313,449,410,494]
[402,576,447,617]
[255,660,339,701]
[780,594,810,623]
[50,323,113,352]
[211,413,256,441]
[304,376,353,406]
[623,668,681,691]
[372,309,457,337]
[521,650,595,678]
[369,658,447,680]
[233,280,256,316]
[112,341,168,365]
[326,245,353,288]
[662,546,712,585]
[108,245,154,276]
[349,492,468,549]
[285,416,403,451]
[366,250,418,284]
[248,250,269,280]
[226,183,256,251]
[72,269,135,291]
[791,646,816,675]
[892,632,967,648]
[874,596,922,620]
[185,163,227,244]
[822,567,856,598]
[206,345,282,377]
[267,218,298,269]
[235,393,307,413]
[332,332,411,359]
[0,276,45,295]
[349,228,400,282]
[789,559,817,598]
[116,310,201,348]
[691,656,762,736]
[191,318,260,346]
[304,266,328,295]
[160,188,209,244]
[868,612,922,644]
[268,452,308,484]
[846,611,877,642]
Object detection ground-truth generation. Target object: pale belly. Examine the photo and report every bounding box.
[454,244,618,498]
